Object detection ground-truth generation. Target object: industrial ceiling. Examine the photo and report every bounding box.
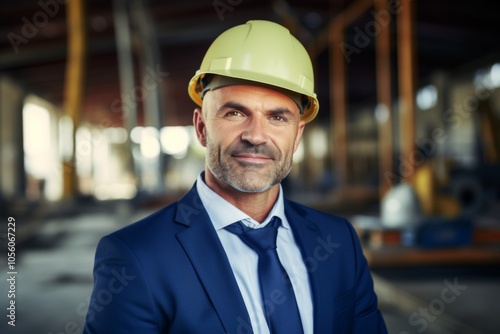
[1,0,500,126]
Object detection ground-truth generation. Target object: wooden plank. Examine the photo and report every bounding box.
[474,228,500,244]
[374,0,393,197]
[330,23,348,184]
[332,0,374,28]
[308,0,374,58]
[397,0,417,177]
[365,246,500,268]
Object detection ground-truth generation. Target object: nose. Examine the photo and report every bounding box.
[241,115,269,146]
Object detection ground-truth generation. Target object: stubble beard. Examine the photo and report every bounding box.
[205,134,293,193]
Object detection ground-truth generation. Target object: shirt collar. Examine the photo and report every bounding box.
[196,172,289,230]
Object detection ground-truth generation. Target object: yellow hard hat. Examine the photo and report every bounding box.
[188,20,319,123]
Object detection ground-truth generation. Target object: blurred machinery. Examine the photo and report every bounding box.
[355,97,500,268]
[448,98,500,216]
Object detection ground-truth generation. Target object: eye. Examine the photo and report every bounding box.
[225,110,244,117]
[270,115,287,122]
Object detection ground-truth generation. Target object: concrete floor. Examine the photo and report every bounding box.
[373,267,500,334]
[0,202,499,334]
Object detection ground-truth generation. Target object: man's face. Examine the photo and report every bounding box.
[194,84,305,193]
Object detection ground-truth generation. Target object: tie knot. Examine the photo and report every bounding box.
[225,216,281,254]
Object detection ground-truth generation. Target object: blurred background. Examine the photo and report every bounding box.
[1,0,500,333]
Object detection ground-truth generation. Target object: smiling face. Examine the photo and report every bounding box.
[193,84,305,194]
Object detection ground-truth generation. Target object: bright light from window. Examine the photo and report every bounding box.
[105,127,128,144]
[140,127,160,159]
[416,84,438,110]
[23,103,51,179]
[189,126,206,157]
[308,127,328,159]
[130,126,143,144]
[160,126,190,158]
[22,97,63,201]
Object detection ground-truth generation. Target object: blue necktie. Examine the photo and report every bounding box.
[225,217,303,334]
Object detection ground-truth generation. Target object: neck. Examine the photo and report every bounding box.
[204,170,280,223]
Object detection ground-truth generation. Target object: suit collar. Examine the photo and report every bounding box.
[174,184,253,333]
[195,172,290,229]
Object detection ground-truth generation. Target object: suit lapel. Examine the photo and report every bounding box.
[285,200,336,333]
[174,185,253,333]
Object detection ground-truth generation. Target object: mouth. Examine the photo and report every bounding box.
[232,153,273,165]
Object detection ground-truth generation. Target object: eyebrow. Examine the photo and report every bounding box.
[218,101,296,119]
[218,101,248,113]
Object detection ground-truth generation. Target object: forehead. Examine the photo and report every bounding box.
[204,84,300,112]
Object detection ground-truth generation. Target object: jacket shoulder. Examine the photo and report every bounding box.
[286,199,351,226]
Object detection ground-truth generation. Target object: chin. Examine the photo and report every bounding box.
[232,184,273,193]
[227,176,279,193]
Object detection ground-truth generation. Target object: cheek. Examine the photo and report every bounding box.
[205,125,228,150]
[279,131,301,153]
[209,122,239,143]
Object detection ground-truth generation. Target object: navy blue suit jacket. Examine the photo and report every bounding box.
[83,183,387,333]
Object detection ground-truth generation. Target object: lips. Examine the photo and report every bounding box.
[227,140,279,167]
[233,153,273,164]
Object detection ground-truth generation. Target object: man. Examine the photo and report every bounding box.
[83,20,387,333]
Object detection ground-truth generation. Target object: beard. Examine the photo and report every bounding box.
[205,135,293,193]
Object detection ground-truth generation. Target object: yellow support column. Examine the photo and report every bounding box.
[62,0,87,199]
[397,0,417,179]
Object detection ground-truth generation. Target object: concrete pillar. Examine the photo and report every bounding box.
[0,77,26,201]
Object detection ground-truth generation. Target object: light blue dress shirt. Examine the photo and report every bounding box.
[196,174,313,334]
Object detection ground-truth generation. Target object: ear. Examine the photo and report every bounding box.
[293,120,306,152]
[193,107,207,147]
